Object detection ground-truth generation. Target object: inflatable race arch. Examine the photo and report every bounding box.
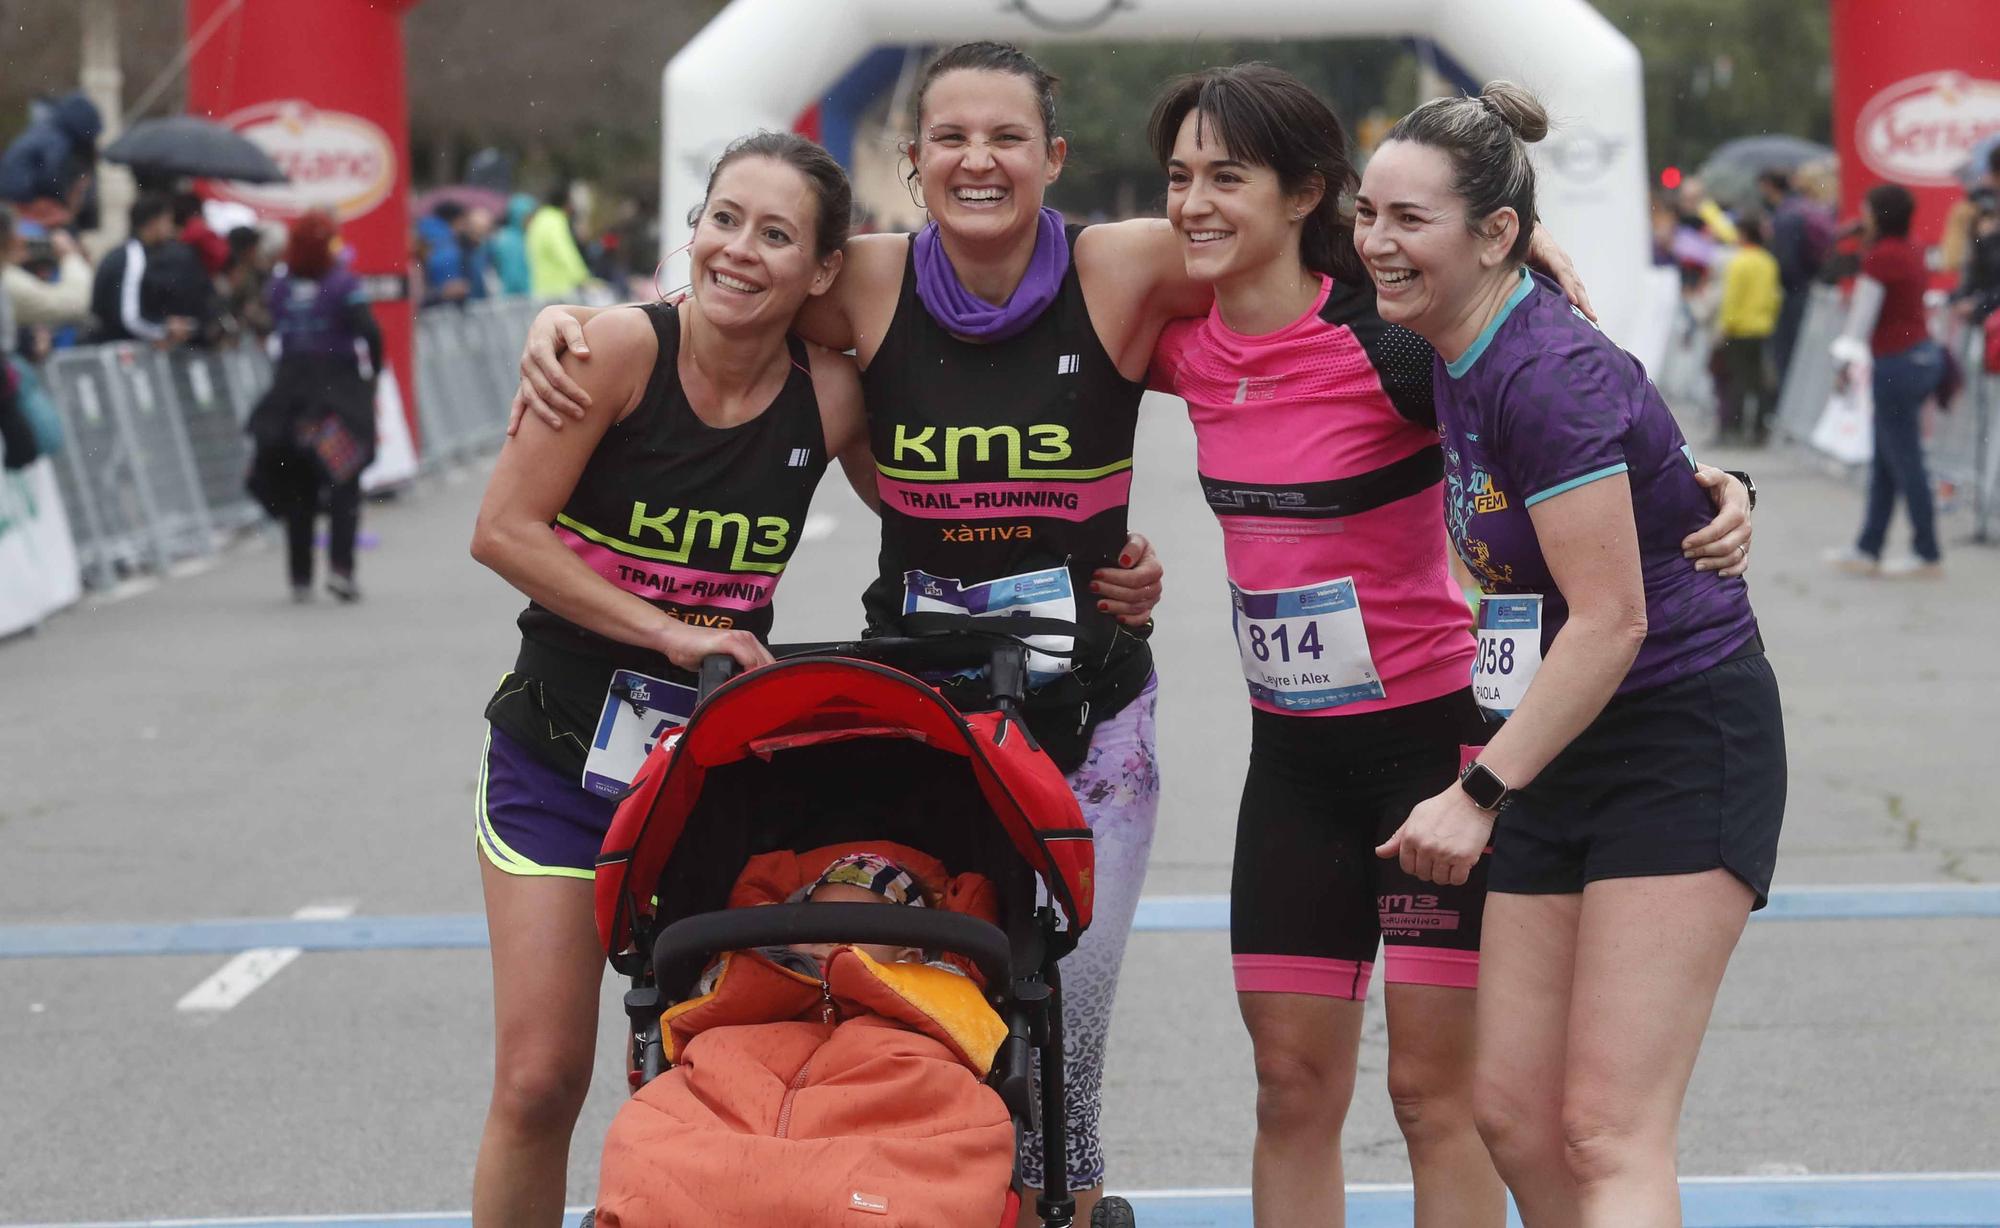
[662,0,1651,344]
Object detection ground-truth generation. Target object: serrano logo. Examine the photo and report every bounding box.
[211,101,398,221]
[1856,72,2000,187]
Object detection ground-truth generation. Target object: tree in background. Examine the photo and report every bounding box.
[1598,0,1833,174]
[1023,39,1412,219]
[0,0,1833,219]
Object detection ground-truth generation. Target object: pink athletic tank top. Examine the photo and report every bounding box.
[1151,275,1474,717]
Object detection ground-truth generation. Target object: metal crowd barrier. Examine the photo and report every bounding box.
[31,295,537,589]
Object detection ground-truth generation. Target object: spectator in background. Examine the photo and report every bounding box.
[1950,149,2000,328]
[1831,184,1946,579]
[1940,145,2000,284]
[418,200,494,306]
[1714,214,1782,445]
[0,92,101,229]
[245,209,380,603]
[419,200,474,306]
[1760,169,1831,388]
[525,183,592,297]
[152,192,225,343]
[490,192,536,296]
[1,208,93,347]
[220,225,277,340]
[176,189,231,276]
[464,206,496,297]
[89,192,195,346]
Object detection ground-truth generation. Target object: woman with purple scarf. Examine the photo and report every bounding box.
[516,43,1170,1224]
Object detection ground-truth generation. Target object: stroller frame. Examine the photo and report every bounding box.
[593,636,1094,1228]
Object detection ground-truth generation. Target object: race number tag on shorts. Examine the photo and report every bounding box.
[1473,595,1543,720]
[1229,577,1386,712]
[902,566,1076,683]
[582,669,697,799]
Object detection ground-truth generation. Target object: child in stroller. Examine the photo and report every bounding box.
[584,642,1138,1228]
[595,843,1017,1228]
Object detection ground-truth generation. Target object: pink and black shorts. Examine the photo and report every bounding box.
[1231,688,1490,999]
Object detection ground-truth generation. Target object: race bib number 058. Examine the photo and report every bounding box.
[1473,594,1543,720]
[1230,577,1385,712]
[582,669,697,799]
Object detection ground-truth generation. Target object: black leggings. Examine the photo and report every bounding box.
[286,477,361,586]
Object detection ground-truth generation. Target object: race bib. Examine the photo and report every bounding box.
[1472,595,1544,720]
[902,566,1077,683]
[1229,577,1386,712]
[581,669,698,799]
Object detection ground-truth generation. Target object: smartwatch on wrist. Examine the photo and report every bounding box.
[1459,761,1512,812]
[1723,469,1757,511]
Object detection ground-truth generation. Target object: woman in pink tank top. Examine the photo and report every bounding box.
[1141,65,1755,1228]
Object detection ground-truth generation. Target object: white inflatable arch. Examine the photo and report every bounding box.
[664,0,1651,344]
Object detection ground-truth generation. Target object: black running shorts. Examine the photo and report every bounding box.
[1488,645,1786,906]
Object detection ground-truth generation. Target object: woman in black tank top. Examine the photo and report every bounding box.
[466,135,878,1227]
[509,48,1177,1228]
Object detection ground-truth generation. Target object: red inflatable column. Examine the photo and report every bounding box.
[185,0,424,470]
[1831,0,2000,249]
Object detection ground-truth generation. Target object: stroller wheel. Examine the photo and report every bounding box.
[1089,1196,1136,1227]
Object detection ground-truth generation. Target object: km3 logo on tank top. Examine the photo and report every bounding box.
[520,302,828,656]
[859,228,1144,658]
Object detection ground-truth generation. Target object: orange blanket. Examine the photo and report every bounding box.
[594,844,1014,1228]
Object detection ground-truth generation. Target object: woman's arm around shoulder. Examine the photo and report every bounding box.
[1075,218,1214,380]
[794,232,907,364]
[807,340,879,513]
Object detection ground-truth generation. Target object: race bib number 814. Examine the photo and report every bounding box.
[1230,577,1385,712]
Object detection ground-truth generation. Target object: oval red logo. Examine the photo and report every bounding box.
[1857,71,2000,187]
[209,100,397,221]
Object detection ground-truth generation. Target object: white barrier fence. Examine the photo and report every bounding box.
[0,296,543,637]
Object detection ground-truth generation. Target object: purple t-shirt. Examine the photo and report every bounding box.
[1433,268,1757,694]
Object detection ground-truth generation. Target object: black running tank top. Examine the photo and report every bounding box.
[859,227,1145,664]
[516,301,829,671]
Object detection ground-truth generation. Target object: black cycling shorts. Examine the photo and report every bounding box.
[1231,688,1492,999]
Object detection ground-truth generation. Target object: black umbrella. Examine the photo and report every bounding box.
[102,116,286,184]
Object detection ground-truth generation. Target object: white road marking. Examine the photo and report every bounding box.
[802,512,837,543]
[174,901,356,1015]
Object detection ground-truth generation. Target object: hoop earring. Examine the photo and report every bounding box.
[655,237,694,304]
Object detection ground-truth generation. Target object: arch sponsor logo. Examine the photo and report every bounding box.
[209,101,397,220]
[1857,71,2000,187]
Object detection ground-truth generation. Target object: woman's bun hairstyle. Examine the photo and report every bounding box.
[1383,80,1549,264]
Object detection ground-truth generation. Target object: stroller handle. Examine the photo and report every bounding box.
[652,903,1015,996]
[696,636,1032,705]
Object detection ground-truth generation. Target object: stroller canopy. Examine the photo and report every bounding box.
[595,656,1096,973]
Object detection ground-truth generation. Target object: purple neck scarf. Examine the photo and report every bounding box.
[912,207,1069,342]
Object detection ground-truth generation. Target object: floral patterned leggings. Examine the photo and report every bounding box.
[1017,676,1161,1193]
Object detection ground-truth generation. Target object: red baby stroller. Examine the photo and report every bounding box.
[590,637,1137,1228]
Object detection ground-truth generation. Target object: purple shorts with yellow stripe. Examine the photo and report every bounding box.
[476,724,618,879]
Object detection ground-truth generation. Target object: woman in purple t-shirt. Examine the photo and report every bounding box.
[1355,86,1786,1225]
